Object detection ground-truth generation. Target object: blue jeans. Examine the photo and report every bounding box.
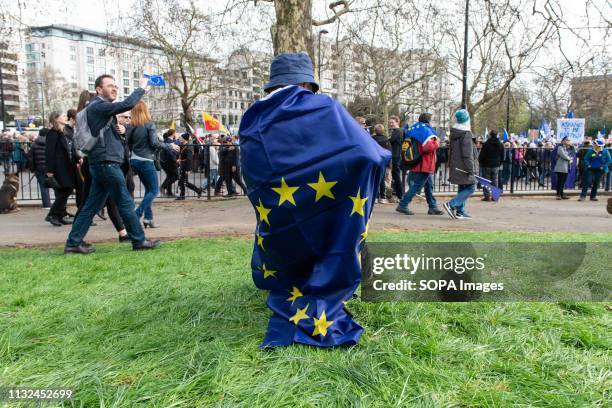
[202,168,218,190]
[66,163,145,247]
[130,159,159,221]
[449,183,475,214]
[399,172,437,209]
[35,170,51,208]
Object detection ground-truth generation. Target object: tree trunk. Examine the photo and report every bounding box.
[181,98,194,131]
[273,0,314,61]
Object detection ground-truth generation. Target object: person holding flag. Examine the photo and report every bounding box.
[444,109,478,219]
[239,52,390,348]
[395,113,443,215]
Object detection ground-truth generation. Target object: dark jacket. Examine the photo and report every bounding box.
[30,135,47,172]
[160,138,178,164]
[389,128,402,158]
[372,133,391,151]
[178,145,194,172]
[86,88,145,165]
[448,126,478,185]
[45,128,77,188]
[478,136,504,168]
[218,145,238,177]
[127,122,173,160]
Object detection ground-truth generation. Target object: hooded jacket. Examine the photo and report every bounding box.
[448,126,478,185]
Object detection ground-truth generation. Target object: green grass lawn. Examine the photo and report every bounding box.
[1,232,610,407]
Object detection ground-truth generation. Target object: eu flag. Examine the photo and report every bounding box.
[475,175,502,201]
[404,121,437,144]
[144,74,166,87]
[239,86,391,348]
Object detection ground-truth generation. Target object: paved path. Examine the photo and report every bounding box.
[0,195,610,247]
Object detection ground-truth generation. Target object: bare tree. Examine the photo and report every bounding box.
[226,0,352,61]
[126,0,217,129]
[339,1,448,126]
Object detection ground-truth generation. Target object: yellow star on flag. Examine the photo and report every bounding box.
[287,286,303,305]
[261,264,277,279]
[312,310,334,337]
[289,304,309,325]
[307,171,337,202]
[360,220,369,243]
[255,199,271,226]
[257,233,264,250]
[349,188,368,217]
[272,177,299,206]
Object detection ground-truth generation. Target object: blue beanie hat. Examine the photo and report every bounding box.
[454,109,470,124]
[264,52,319,93]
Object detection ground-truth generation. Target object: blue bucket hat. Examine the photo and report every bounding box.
[454,109,470,124]
[264,52,319,93]
[595,138,605,147]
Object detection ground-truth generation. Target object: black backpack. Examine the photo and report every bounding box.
[401,128,422,169]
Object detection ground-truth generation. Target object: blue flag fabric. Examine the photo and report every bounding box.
[144,74,166,87]
[404,121,437,144]
[539,118,551,139]
[503,129,509,142]
[475,175,502,201]
[239,86,391,348]
[566,111,574,119]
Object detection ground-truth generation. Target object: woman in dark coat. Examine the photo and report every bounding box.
[45,111,78,226]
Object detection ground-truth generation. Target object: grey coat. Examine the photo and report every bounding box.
[448,126,479,185]
[553,145,572,173]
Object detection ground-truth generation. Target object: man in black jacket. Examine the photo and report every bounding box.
[478,130,504,201]
[30,128,51,209]
[388,115,403,199]
[64,74,159,254]
[176,133,202,200]
[214,137,237,196]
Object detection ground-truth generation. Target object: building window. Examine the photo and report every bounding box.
[70,45,76,52]
[87,65,94,73]
[87,47,94,55]
[133,80,139,88]
[110,69,116,75]
[88,83,95,91]
[98,49,105,57]
[133,71,139,79]
[123,70,129,78]
[88,74,95,82]
[123,78,129,86]
[124,87,129,94]
[87,56,94,64]
[70,54,76,62]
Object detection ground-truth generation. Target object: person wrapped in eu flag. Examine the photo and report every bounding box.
[239,53,391,348]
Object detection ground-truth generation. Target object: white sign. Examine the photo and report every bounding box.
[556,118,585,144]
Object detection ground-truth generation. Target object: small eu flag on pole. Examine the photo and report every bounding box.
[144,74,166,87]
[475,175,503,201]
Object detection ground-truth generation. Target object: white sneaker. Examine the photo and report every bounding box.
[42,207,51,210]
[415,194,425,200]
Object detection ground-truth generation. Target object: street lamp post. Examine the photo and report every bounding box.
[0,49,6,130]
[36,79,44,127]
[317,29,329,92]
[461,0,470,110]
[505,84,511,132]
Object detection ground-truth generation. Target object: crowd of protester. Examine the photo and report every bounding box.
[1,80,611,229]
[354,112,611,219]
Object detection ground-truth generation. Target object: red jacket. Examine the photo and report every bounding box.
[411,138,439,174]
